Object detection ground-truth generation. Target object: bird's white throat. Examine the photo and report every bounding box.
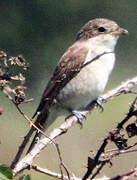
[86,34,119,55]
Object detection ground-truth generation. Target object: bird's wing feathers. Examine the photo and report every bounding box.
[33,46,88,118]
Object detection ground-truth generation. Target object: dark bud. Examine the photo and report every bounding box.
[15,93,26,104]
[109,130,128,150]
[114,136,128,150]
[17,55,26,63]
[126,123,137,137]
[9,55,29,70]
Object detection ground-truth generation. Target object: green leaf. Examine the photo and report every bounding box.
[19,175,31,180]
[0,164,13,180]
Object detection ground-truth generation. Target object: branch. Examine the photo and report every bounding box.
[102,147,137,161]
[83,96,137,180]
[31,164,76,180]
[10,101,56,169]
[31,164,109,180]
[109,166,137,180]
[13,76,137,176]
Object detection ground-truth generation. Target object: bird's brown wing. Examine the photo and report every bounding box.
[26,46,89,153]
[33,46,88,119]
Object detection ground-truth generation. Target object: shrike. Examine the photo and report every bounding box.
[28,18,128,152]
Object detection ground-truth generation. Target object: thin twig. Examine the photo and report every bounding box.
[117,96,137,130]
[109,166,137,180]
[56,144,71,180]
[100,146,137,163]
[82,138,109,180]
[82,95,137,180]
[31,164,77,180]
[90,162,107,180]
[13,76,137,176]
[10,100,56,169]
[31,164,109,180]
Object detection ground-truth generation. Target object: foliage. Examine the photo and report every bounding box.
[0,165,31,180]
[0,164,13,180]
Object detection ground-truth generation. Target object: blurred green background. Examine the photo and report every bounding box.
[0,0,137,179]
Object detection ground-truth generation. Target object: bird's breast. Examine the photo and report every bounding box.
[57,52,115,110]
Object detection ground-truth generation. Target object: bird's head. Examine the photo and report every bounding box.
[76,18,128,41]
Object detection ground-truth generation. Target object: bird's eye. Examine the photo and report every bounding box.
[98,27,106,32]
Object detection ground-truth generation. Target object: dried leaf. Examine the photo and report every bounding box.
[9,55,29,70]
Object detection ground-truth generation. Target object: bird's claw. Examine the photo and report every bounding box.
[96,96,104,111]
[72,110,86,127]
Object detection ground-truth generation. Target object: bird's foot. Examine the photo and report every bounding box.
[72,110,86,127]
[96,96,104,112]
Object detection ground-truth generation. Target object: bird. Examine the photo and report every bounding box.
[27,18,128,153]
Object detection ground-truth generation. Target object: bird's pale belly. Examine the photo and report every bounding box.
[57,55,114,110]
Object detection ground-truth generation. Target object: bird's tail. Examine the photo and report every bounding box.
[10,125,35,169]
[26,110,49,154]
[26,105,59,154]
[26,130,42,154]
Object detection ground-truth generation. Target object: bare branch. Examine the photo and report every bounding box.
[56,143,71,180]
[31,164,77,180]
[102,76,137,102]
[31,165,110,180]
[102,147,137,161]
[109,166,137,180]
[83,95,137,180]
[12,76,137,176]
[10,102,56,169]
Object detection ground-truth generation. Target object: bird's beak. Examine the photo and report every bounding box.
[111,27,128,36]
[119,27,128,35]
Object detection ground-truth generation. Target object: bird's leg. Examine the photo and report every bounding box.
[86,96,105,111]
[66,96,104,127]
[96,96,104,111]
[72,110,87,126]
